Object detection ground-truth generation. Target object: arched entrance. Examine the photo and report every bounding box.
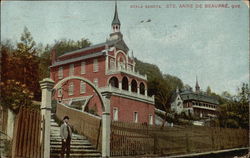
[40,76,110,157]
[139,82,145,95]
[122,76,129,90]
[109,76,119,88]
[131,79,137,93]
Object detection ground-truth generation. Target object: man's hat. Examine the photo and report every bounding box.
[63,116,69,120]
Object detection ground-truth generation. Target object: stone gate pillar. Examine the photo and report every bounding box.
[40,78,54,158]
[102,93,111,157]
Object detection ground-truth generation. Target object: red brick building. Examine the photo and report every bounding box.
[50,3,155,125]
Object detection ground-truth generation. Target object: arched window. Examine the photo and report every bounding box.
[131,79,137,93]
[139,82,145,95]
[122,76,129,90]
[109,77,119,88]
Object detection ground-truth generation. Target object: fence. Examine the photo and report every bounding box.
[11,107,42,158]
[111,121,249,156]
[56,103,102,151]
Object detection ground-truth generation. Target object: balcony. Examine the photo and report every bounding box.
[192,105,216,111]
[99,86,154,104]
[106,67,147,80]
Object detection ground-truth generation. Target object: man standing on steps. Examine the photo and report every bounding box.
[60,116,72,158]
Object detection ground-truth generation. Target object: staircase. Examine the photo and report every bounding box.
[50,115,101,158]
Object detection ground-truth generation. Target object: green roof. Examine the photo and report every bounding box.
[180,91,219,105]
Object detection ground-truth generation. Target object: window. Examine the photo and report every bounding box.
[69,64,74,76]
[128,65,132,71]
[58,67,63,79]
[80,81,86,94]
[110,58,115,70]
[93,59,98,72]
[94,78,98,87]
[69,82,74,96]
[134,112,138,123]
[58,88,62,97]
[149,114,153,125]
[113,107,118,121]
[81,62,86,74]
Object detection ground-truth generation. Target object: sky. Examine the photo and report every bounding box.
[1,1,249,95]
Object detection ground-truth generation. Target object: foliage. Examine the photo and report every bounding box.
[3,139,12,157]
[1,27,41,100]
[217,83,249,129]
[135,58,184,127]
[0,80,38,113]
[52,38,91,57]
[38,38,92,80]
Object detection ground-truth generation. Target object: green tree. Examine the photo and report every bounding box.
[217,83,249,129]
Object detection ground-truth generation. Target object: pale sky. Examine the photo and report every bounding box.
[1,1,249,95]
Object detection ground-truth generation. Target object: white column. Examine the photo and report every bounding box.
[105,55,109,74]
[145,89,148,96]
[137,87,140,94]
[119,81,122,90]
[128,83,131,92]
[102,95,111,157]
[40,78,54,158]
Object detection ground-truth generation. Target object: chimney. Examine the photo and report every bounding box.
[51,49,56,65]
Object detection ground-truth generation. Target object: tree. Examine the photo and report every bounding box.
[217,83,249,129]
[38,38,92,79]
[52,38,91,57]
[1,27,41,100]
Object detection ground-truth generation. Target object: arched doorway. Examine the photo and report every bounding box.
[131,79,137,93]
[122,76,129,90]
[139,82,145,95]
[109,77,119,88]
[41,76,110,157]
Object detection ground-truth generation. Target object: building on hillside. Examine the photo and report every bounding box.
[50,3,155,125]
[170,78,219,118]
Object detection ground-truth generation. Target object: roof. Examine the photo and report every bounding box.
[51,51,106,67]
[112,2,120,26]
[180,91,219,105]
[58,40,117,59]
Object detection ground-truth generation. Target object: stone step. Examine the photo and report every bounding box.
[51,142,92,146]
[50,152,101,158]
[50,148,100,154]
[50,139,88,143]
[51,145,95,150]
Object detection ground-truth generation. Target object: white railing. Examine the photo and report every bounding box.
[100,86,154,103]
[106,67,147,80]
[192,105,216,111]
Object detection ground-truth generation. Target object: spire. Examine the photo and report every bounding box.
[195,76,200,92]
[112,1,121,32]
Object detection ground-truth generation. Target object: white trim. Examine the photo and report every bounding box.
[69,64,74,76]
[80,81,86,94]
[69,82,74,96]
[113,107,118,121]
[94,78,99,87]
[93,59,99,72]
[58,66,63,79]
[134,111,138,123]
[81,61,86,74]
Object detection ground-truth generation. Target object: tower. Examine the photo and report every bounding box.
[112,1,121,33]
[195,76,200,92]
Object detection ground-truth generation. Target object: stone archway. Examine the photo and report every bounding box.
[40,76,110,158]
[53,76,106,112]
